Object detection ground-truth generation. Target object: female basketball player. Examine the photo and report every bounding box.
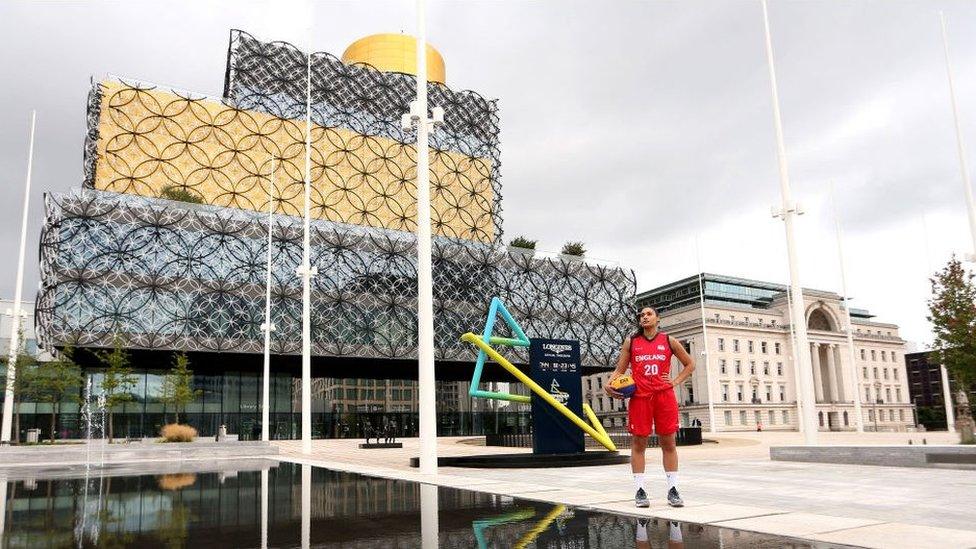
[606,306,695,508]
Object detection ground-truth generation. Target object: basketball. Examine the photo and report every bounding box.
[609,374,637,398]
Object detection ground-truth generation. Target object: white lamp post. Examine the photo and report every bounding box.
[261,158,277,442]
[299,53,317,455]
[760,0,818,444]
[1,111,36,445]
[402,0,445,475]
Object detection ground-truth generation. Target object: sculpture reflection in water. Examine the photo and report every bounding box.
[0,463,812,547]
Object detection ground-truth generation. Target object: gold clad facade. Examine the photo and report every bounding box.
[342,34,446,84]
[92,80,494,241]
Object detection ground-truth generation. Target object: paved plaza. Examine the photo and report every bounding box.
[276,431,976,548]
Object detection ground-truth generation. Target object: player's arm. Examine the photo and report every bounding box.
[668,336,695,388]
[605,337,631,399]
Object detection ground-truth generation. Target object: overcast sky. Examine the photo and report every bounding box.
[1,0,975,349]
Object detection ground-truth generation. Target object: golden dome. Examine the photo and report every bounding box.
[341,34,446,84]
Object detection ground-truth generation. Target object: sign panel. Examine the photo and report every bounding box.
[529,338,584,454]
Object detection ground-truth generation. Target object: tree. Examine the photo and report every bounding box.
[561,241,586,257]
[96,334,138,443]
[160,185,203,204]
[18,346,83,442]
[6,328,38,443]
[160,352,200,424]
[927,256,976,390]
[509,236,537,251]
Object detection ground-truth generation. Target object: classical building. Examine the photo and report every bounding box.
[584,273,915,432]
[12,30,635,441]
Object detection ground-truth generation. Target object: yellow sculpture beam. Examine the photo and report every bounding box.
[461,332,617,452]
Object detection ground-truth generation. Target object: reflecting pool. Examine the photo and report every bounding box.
[0,461,828,547]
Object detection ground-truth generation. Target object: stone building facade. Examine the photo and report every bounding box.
[584,274,915,432]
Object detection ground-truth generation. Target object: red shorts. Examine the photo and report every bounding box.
[628,390,679,437]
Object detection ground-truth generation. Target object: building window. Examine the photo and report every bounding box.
[718,338,725,351]
[761,341,768,354]
[597,377,603,388]
[883,368,889,380]
[886,388,891,402]
[865,387,871,402]
[769,410,775,425]
[750,361,756,374]
[777,363,783,376]
[862,367,868,379]
[725,411,732,425]
[722,384,729,402]
[771,319,777,327]
[765,386,771,401]
[779,385,785,401]
[881,351,887,362]
[890,409,896,421]
[735,360,741,374]
[752,387,759,402]
[587,379,592,391]
[782,410,789,424]
[843,411,849,426]
[715,313,720,321]
[873,367,878,379]
[719,359,727,374]
[763,361,770,375]
[892,352,898,363]
[860,349,866,360]
[893,369,899,380]
[748,340,754,353]
[869,409,875,422]
[737,385,743,402]
[871,350,876,361]
[733,339,740,352]
[899,409,905,422]
[774,342,781,354]
[819,412,824,427]
[740,410,747,425]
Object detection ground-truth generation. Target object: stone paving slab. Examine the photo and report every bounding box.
[712,512,885,538]
[809,522,976,549]
[499,488,635,506]
[586,501,784,524]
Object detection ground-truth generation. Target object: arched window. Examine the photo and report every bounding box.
[808,309,832,331]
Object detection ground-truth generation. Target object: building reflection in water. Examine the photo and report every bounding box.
[0,462,816,548]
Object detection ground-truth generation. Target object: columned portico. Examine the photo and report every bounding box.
[825,343,840,402]
[810,343,824,402]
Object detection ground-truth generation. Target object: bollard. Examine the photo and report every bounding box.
[923,438,927,445]
[909,439,913,445]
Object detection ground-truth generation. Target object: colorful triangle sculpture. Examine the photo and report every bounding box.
[461,297,617,452]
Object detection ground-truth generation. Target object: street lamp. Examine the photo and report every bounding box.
[402,0,447,475]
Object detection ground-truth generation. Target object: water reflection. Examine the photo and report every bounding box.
[0,462,821,548]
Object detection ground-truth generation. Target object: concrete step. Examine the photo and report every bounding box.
[0,440,278,466]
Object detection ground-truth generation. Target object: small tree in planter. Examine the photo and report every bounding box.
[509,236,537,256]
[96,334,138,443]
[160,185,204,204]
[560,241,586,258]
[161,352,200,425]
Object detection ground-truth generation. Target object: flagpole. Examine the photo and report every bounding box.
[261,157,276,442]
[694,236,717,433]
[1,111,36,444]
[829,182,864,432]
[761,0,817,444]
[939,12,976,260]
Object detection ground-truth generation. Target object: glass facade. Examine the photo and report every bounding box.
[1,369,531,441]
